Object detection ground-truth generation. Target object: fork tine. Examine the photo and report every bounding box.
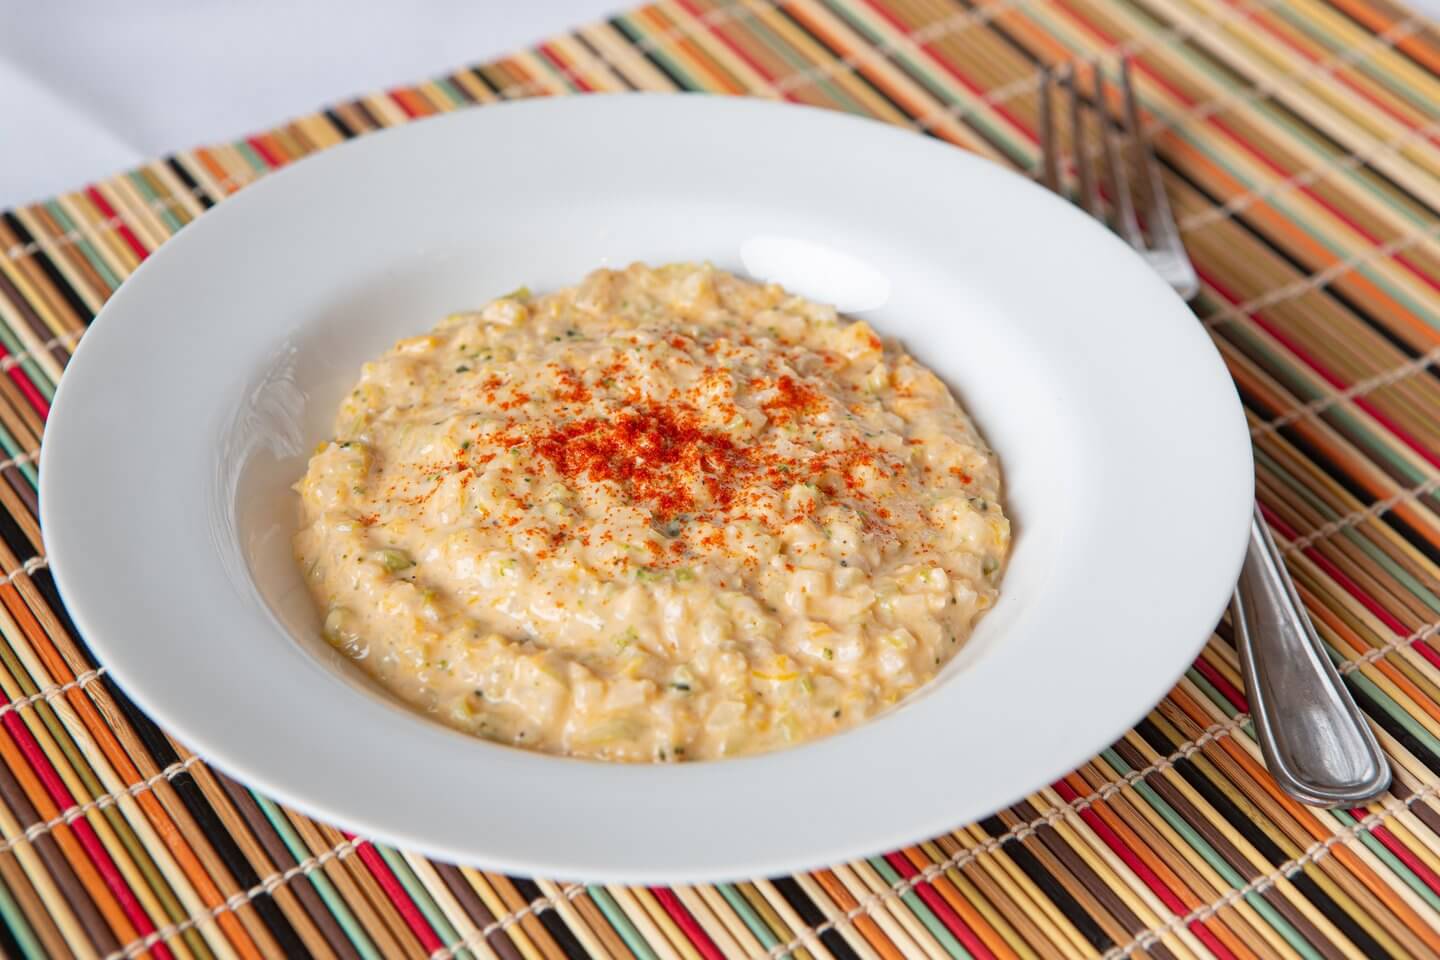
[1120,65,1172,238]
[1037,69,1060,191]
[1096,65,1143,247]
[1064,65,1099,216]
[1121,57,1198,298]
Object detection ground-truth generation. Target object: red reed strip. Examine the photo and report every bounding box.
[0,343,50,418]
[1201,266,1440,466]
[388,93,424,120]
[388,89,435,119]
[1051,779,1237,960]
[1198,117,1440,296]
[0,712,174,959]
[883,853,998,960]
[0,713,79,821]
[1341,403,1440,467]
[1050,0,1440,294]
[650,887,725,960]
[673,0,795,98]
[348,838,444,953]
[1217,0,1440,142]
[1192,656,1250,711]
[1261,506,1417,637]
[1368,825,1440,897]
[245,136,285,169]
[538,45,595,92]
[857,0,1038,143]
[84,187,148,261]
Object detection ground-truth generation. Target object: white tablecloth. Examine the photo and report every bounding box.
[0,0,1434,208]
[0,1,620,207]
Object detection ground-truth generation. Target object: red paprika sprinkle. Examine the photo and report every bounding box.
[529,402,746,519]
[759,375,824,423]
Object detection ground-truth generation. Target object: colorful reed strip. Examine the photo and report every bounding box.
[0,0,1436,955]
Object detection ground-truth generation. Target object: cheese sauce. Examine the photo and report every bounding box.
[294,263,1009,761]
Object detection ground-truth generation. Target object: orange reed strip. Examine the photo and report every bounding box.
[1106,736,1273,960]
[140,785,268,960]
[1204,726,1440,957]
[1231,365,1440,550]
[0,587,267,959]
[1166,679,1440,952]
[265,126,311,167]
[931,832,1072,958]
[1164,145,1439,352]
[899,845,1023,959]
[1300,579,1440,725]
[178,765,288,957]
[705,8,807,90]
[897,0,1075,70]
[635,5,748,94]
[0,708,141,948]
[1074,762,1255,954]
[811,868,906,960]
[390,88,437,118]
[1060,768,1211,914]
[1318,0,1440,72]
[192,148,241,195]
[781,0,983,150]
[1245,6,1436,129]
[1307,532,1436,626]
[842,2,1003,146]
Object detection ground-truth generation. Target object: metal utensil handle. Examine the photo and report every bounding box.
[1233,504,1390,806]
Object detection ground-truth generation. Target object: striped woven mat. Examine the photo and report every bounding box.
[2,0,1439,956]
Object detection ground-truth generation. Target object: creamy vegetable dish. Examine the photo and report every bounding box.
[294,263,1009,761]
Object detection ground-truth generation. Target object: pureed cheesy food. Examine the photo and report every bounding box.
[294,263,1009,761]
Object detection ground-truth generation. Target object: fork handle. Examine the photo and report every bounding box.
[1233,504,1390,806]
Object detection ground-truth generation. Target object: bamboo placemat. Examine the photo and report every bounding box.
[1,0,1438,956]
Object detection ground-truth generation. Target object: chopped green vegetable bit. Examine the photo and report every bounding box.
[670,682,691,692]
[376,548,414,572]
[673,567,696,582]
[456,365,471,373]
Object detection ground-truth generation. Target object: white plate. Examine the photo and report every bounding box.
[41,94,1252,883]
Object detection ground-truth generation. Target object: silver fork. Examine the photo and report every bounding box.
[1038,59,1390,807]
